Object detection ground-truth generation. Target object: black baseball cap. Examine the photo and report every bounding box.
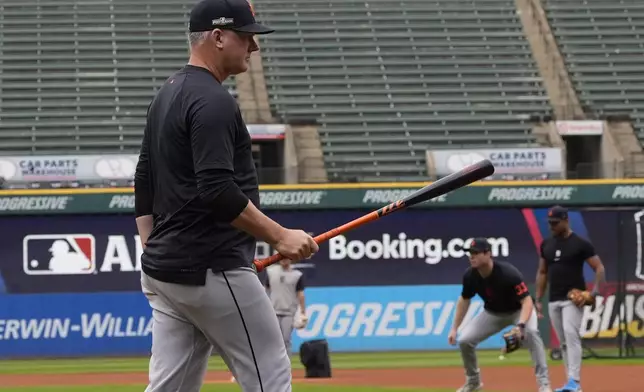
[465,238,492,253]
[189,0,275,34]
[547,205,569,221]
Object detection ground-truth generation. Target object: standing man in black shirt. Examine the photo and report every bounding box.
[133,0,319,391]
[449,238,551,392]
[535,206,605,392]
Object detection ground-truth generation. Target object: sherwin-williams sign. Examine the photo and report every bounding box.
[0,285,503,358]
[2,180,644,214]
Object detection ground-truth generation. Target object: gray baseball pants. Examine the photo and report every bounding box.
[458,307,550,388]
[548,300,584,382]
[277,314,295,354]
[140,267,292,392]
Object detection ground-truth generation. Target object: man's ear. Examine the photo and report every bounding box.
[211,29,225,49]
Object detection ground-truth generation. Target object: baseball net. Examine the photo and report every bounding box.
[580,209,644,359]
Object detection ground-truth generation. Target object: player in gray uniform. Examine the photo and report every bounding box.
[448,238,551,392]
[536,206,605,392]
[265,260,308,354]
[134,1,318,391]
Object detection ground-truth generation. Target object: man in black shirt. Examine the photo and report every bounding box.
[449,238,551,392]
[133,0,319,391]
[535,206,605,392]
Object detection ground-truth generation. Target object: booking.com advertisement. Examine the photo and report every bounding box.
[0,285,501,358]
[1,207,642,294]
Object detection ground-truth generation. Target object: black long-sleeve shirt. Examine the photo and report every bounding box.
[134,65,260,285]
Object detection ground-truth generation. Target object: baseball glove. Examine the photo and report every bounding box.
[568,289,596,307]
[293,311,308,329]
[501,326,524,354]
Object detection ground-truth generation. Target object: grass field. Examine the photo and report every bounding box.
[1,350,641,392]
[0,350,534,375]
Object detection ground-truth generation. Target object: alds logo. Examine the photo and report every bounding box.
[247,0,255,16]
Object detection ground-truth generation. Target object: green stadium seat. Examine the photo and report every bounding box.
[0,0,236,153]
[253,0,550,181]
[543,0,644,145]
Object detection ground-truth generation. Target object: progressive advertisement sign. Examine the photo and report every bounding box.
[0,285,503,358]
[0,208,641,293]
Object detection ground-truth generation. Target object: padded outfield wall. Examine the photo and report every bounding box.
[0,179,643,358]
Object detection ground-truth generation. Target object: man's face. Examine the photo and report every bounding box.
[548,218,567,235]
[468,250,490,268]
[211,29,259,75]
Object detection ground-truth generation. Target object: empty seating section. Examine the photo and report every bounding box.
[0,0,236,154]
[543,0,644,145]
[253,0,550,181]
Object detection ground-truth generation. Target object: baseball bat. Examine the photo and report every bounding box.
[252,159,495,272]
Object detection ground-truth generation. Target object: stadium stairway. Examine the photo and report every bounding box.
[515,0,583,120]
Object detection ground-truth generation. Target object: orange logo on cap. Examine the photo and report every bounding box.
[246,0,255,16]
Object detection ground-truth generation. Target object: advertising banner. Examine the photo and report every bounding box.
[0,155,138,183]
[0,209,533,293]
[4,180,644,215]
[555,120,604,136]
[0,208,642,295]
[0,285,503,358]
[430,148,563,178]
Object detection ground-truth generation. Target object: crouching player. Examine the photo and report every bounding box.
[448,238,552,392]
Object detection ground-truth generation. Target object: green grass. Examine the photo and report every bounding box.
[0,349,640,375]
[0,350,530,375]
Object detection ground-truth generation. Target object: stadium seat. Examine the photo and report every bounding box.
[543,0,644,146]
[253,0,551,181]
[0,0,236,154]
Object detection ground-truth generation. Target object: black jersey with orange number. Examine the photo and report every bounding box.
[461,260,530,313]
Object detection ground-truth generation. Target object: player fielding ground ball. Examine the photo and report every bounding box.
[133,0,318,391]
[535,206,605,392]
[448,238,552,392]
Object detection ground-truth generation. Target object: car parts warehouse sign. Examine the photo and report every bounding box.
[1,180,644,214]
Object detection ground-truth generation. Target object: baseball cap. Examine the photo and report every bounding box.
[189,0,275,34]
[464,238,492,254]
[547,205,569,221]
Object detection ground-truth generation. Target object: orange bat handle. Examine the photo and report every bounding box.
[252,202,402,272]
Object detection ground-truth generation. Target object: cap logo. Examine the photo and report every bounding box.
[212,17,234,26]
[247,0,256,16]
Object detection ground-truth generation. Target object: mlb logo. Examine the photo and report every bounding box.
[23,234,96,275]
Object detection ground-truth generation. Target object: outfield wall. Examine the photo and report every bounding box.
[0,182,643,358]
